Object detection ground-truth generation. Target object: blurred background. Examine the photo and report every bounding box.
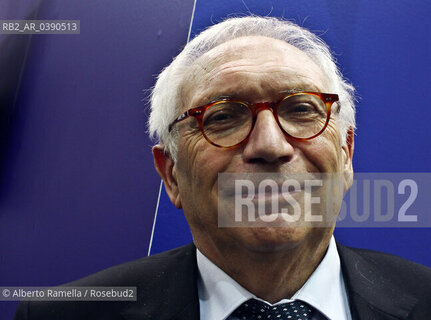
[1,0,430,318]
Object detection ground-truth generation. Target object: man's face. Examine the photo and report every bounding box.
[155,36,353,257]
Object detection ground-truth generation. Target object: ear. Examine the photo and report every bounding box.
[152,145,182,209]
[341,127,355,191]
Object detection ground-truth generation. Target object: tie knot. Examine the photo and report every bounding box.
[229,298,313,320]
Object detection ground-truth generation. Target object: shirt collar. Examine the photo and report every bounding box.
[197,236,351,320]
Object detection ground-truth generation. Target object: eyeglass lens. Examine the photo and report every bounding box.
[201,93,329,147]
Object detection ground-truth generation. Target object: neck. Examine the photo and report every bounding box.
[196,231,332,303]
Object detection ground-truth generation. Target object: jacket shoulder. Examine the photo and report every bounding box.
[14,243,196,320]
[337,243,431,318]
[67,243,196,286]
[342,245,431,285]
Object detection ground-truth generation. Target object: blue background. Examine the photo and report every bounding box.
[0,0,194,318]
[1,0,430,318]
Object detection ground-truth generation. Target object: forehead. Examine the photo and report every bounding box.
[181,36,328,108]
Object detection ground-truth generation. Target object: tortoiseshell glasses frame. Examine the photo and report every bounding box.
[167,92,340,149]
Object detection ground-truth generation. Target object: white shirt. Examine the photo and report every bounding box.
[197,236,352,320]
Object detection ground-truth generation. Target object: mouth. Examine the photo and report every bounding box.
[220,175,315,197]
[217,171,324,207]
[244,183,303,201]
[217,172,333,228]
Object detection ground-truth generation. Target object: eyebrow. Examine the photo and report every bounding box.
[200,88,320,106]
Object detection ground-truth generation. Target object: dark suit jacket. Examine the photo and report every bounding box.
[14,243,431,320]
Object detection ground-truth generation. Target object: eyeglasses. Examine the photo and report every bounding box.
[168,92,340,149]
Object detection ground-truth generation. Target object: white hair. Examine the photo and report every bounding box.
[148,16,355,161]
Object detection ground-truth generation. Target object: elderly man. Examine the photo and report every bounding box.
[15,16,431,320]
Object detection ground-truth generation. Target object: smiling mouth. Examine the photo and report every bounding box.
[223,180,306,200]
[217,173,336,228]
[249,186,302,201]
[218,172,324,200]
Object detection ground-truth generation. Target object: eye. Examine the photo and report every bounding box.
[206,110,236,122]
[203,102,249,127]
[289,103,318,114]
[278,95,327,121]
[279,102,321,119]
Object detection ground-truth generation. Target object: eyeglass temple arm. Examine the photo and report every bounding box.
[168,107,204,132]
[168,111,188,132]
[321,93,340,113]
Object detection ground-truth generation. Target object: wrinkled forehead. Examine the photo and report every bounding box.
[179,36,328,108]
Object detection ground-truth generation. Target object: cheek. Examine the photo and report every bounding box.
[178,131,203,169]
[302,121,343,172]
[177,131,232,192]
[176,133,236,229]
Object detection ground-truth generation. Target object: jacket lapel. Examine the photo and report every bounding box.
[337,243,417,320]
[120,243,200,320]
[118,241,420,319]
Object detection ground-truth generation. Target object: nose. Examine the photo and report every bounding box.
[242,109,294,164]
